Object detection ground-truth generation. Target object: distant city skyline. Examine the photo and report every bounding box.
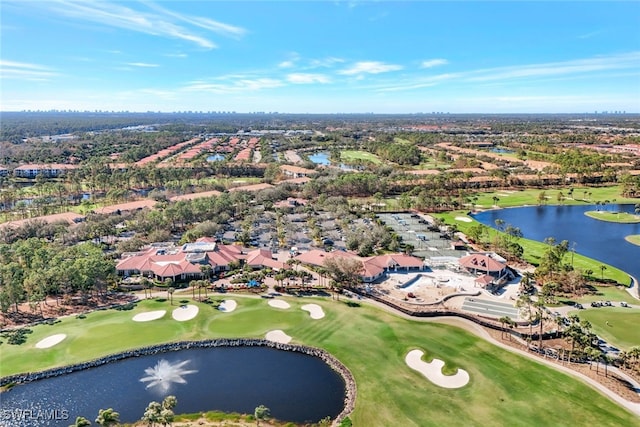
[1,1,639,113]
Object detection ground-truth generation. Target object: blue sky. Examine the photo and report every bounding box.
[1,1,639,113]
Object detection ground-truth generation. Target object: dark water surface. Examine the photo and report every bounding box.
[472,204,640,283]
[0,346,345,426]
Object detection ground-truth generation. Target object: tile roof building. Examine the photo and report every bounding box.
[116,237,286,282]
[294,249,425,283]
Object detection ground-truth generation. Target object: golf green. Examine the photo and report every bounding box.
[1,296,637,426]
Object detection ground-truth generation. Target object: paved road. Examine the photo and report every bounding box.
[461,297,520,319]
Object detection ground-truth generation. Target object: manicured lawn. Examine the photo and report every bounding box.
[569,307,640,350]
[1,296,637,426]
[626,235,640,246]
[585,211,640,223]
[435,211,633,286]
[470,186,640,209]
[569,286,639,305]
[340,150,382,164]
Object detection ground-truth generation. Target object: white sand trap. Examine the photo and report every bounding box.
[454,216,472,223]
[268,299,291,309]
[405,350,470,389]
[172,304,199,321]
[218,299,237,313]
[265,330,292,344]
[35,334,67,349]
[301,304,325,319]
[132,310,166,322]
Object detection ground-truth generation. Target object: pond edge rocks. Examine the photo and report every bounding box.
[0,339,356,425]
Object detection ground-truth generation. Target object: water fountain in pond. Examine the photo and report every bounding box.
[139,359,198,392]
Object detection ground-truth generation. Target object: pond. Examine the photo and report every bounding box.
[207,154,225,162]
[490,148,515,154]
[0,346,346,426]
[472,204,640,283]
[307,152,356,171]
[308,151,331,166]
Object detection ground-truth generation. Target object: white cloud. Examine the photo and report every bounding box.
[183,78,283,94]
[374,73,459,92]
[372,51,640,92]
[279,60,296,69]
[309,57,345,68]
[126,62,160,68]
[286,73,331,84]
[0,60,58,81]
[420,59,448,69]
[143,2,247,39]
[34,0,249,49]
[465,51,640,82]
[338,61,403,75]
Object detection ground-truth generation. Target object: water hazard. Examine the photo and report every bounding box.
[0,346,346,426]
[472,204,640,283]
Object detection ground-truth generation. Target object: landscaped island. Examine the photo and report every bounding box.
[585,211,640,223]
[625,235,640,247]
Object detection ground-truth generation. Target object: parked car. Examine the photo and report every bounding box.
[591,301,601,307]
[575,303,584,309]
[620,301,629,307]
[604,301,613,306]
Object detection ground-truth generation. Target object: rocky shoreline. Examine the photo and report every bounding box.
[0,339,356,425]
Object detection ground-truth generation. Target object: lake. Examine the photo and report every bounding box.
[0,346,346,426]
[308,151,331,166]
[472,204,640,283]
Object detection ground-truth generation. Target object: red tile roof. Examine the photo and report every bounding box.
[246,249,287,270]
[94,199,157,214]
[459,254,506,272]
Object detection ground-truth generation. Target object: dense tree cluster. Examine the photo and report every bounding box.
[0,238,115,316]
[365,138,422,165]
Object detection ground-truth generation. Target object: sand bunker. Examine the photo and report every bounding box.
[265,330,292,344]
[35,334,67,349]
[172,304,199,321]
[454,216,472,223]
[132,310,166,322]
[218,299,237,313]
[301,304,325,319]
[405,350,470,388]
[268,299,291,309]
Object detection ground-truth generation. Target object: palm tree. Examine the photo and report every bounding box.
[254,405,270,426]
[516,294,535,346]
[599,264,607,280]
[69,416,92,427]
[534,299,546,351]
[167,287,175,305]
[140,277,150,299]
[95,408,120,427]
[189,280,197,299]
[499,316,509,340]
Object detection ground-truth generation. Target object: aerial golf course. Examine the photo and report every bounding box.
[1,296,637,426]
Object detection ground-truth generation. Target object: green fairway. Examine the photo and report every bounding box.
[436,211,633,286]
[570,307,640,350]
[470,186,640,209]
[585,211,640,223]
[626,235,640,246]
[340,150,382,164]
[1,296,637,426]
